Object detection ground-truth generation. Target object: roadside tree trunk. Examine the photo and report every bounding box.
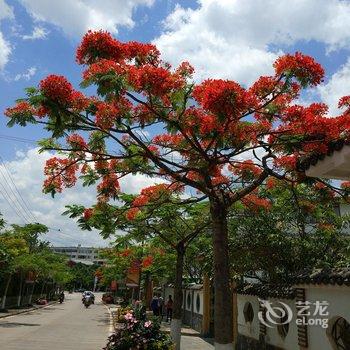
[1,274,11,310]
[210,200,233,350]
[17,272,23,307]
[170,242,185,350]
[40,281,46,298]
[28,282,35,305]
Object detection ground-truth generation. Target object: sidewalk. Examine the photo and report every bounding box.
[181,336,214,350]
[161,321,201,336]
[161,321,214,349]
[0,301,58,319]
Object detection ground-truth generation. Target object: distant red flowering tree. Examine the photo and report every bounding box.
[5,30,350,348]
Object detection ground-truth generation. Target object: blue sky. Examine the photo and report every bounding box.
[1,0,350,245]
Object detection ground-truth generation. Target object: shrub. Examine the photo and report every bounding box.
[105,311,174,350]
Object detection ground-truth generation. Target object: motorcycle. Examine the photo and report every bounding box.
[84,297,92,308]
[58,293,65,304]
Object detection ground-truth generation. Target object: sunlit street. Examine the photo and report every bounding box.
[0,293,109,350]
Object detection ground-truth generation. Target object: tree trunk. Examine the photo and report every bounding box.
[40,281,46,298]
[170,242,185,350]
[17,272,23,307]
[210,200,233,350]
[1,275,11,310]
[28,283,35,305]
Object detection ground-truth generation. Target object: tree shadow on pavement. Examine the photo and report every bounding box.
[0,322,41,328]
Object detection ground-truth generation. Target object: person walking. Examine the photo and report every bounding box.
[150,295,159,316]
[158,296,164,320]
[165,295,173,322]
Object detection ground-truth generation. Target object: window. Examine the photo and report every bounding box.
[277,307,290,339]
[196,294,201,313]
[243,302,254,323]
[187,293,191,309]
[331,317,350,350]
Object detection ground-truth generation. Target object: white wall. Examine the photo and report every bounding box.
[304,285,350,350]
[162,286,204,315]
[238,295,298,350]
[237,286,350,350]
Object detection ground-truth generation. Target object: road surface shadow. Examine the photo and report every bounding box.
[94,315,110,326]
[0,322,41,328]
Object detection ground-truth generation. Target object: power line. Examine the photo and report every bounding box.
[0,162,34,223]
[0,179,29,224]
[0,134,36,144]
[0,156,38,222]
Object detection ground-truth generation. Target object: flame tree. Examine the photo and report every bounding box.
[65,194,209,349]
[5,31,350,349]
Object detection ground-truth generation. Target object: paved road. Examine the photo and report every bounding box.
[0,292,110,350]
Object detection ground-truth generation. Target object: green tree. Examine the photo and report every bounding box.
[65,197,208,349]
[229,181,350,282]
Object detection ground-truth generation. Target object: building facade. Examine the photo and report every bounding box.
[51,245,105,265]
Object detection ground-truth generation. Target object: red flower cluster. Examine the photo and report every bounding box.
[95,101,119,129]
[338,95,350,114]
[43,157,79,193]
[126,183,183,220]
[266,177,278,190]
[83,208,93,220]
[175,61,195,78]
[341,181,350,190]
[152,134,183,147]
[241,194,271,211]
[313,183,335,198]
[128,65,184,96]
[66,133,87,149]
[193,79,254,117]
[97,174,120,200]
[273,154,298,171]
[181,108,223,136]
[120,248,132,257]
[83,59,126,81]
[273,52,324,86]
[124,41,160,64]
[4,101,34,118]
[229,160,262,179]
[141,255,153,269]
[76,30,125,65]
[40,75,73,105]
[70,91,90,112]
[126,207,140,221]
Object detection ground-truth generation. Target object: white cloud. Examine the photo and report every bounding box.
[0,32,11,70]
[0,148,160,246]
[0,1,13,70]
[18,0,154,37]
[14,66,37,81]
[0,0,13,21]
[317,59,350,115]
[153,0,350,85]
[22,26,49,40]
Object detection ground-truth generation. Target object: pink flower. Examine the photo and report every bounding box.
[124,312,134,321]
[144,320,152,328]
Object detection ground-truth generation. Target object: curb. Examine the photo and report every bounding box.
[0,301,59,319]
[103,304,116,336]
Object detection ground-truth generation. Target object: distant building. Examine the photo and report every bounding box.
[51,244,105,265]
